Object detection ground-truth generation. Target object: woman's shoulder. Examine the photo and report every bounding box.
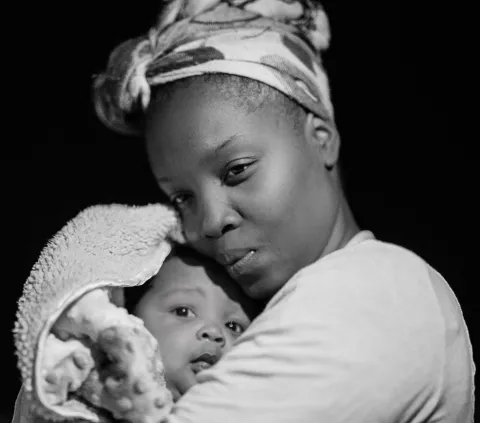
[269,231,451,317]
[295,232,438,290]
[253,234,474,423]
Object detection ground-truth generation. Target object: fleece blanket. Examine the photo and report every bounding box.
[13,204,184,423]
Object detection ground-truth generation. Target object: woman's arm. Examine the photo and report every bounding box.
[14,242,473,422]
[162,244,472,422]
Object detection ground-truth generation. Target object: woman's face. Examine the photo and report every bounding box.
[146,82,340,299]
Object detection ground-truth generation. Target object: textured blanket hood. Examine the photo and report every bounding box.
[13,204,183,422]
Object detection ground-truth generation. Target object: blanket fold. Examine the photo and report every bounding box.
[13,203,183,423]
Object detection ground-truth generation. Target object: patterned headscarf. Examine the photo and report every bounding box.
[93,0,334,136]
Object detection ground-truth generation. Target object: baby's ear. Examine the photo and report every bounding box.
[110,287,126,307]
[304,113,340,169]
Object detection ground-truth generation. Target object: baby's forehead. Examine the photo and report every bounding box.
[154,253,224,291]
[154,254,240,297]
[151,253,259,318]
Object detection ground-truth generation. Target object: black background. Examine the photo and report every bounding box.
[2,2,476,419]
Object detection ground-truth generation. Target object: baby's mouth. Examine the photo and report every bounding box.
[190,352,219,374]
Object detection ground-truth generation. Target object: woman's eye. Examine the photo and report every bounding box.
[224,160,255,183]
[225,321,245,334]
[170,193,190,209]
[227,164,249,177]
[171,307,196,318]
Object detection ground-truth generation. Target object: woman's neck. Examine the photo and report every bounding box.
[322,191,360,258]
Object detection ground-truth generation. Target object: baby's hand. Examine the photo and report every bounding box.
[40,289,173,423]
[82,326,171,423]
[41,335,94,405]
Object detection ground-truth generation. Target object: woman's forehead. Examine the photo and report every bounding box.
[148,83,259,135]
[145,83,300,167]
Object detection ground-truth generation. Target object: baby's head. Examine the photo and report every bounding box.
[125,247,259,401]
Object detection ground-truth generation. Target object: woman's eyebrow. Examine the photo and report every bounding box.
[213,133,242,155]
[156,134,244,179]
[156,175,171,183]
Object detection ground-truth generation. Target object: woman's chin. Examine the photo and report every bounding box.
[232,252,290,300]
[238,274,277,300]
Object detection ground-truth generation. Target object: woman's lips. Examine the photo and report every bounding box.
[226,250,257,277]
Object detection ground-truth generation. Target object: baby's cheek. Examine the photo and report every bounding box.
[165,373,182,402]
[223,333,238,354]
[157,335,198,398]
[166,379,182,402]
[165,365,197,401]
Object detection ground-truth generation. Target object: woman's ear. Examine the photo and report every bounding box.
[304,113,340,169]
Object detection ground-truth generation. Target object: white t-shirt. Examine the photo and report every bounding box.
[166,231,475,422]
[13,231,475,422]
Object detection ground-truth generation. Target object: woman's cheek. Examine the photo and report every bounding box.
[244,161,296,223]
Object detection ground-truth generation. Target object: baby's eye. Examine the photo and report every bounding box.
[171,307,196,318]
[225,321,245,334]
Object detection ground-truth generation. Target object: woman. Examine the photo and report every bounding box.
[16,0,475,422]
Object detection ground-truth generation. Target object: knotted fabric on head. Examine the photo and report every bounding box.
[93,0,334,136]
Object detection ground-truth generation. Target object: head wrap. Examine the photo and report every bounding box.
[94,0,334,136]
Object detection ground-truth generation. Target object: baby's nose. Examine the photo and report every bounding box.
[196,323,226,347]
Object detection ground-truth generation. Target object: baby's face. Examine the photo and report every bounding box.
[134,254,257,400]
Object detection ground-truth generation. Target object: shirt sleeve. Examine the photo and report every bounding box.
[165,244,446,423]
[15,243,466,423]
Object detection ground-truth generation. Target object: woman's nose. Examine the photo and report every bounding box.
[191,192,240,240]
[196,323,226,347]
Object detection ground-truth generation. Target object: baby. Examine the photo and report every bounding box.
[124,246,260,402]
[14,202,260,423]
